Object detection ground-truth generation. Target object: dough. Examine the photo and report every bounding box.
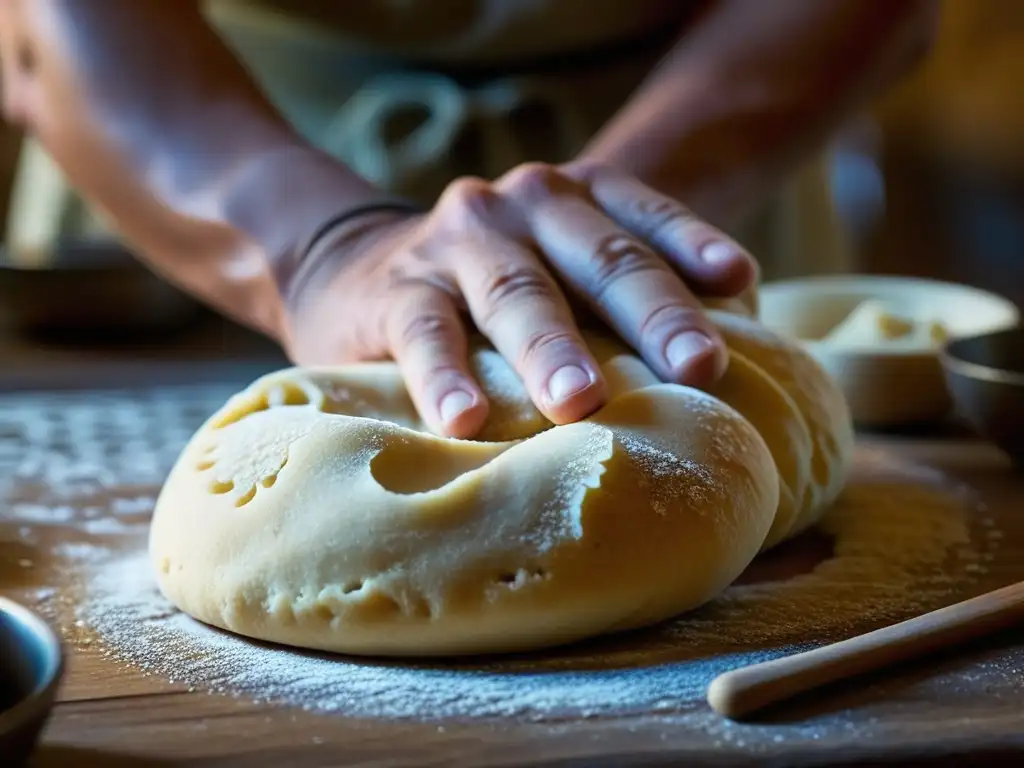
[824,299,949,350]
[150,305,853,657]
[705,349,814,551]
[709,310,855,534]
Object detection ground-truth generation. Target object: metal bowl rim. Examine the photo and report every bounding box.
[0,597,65,738]
[941,329,1024,388]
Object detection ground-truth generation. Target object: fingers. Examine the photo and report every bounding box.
[437,180,607,425]
[385,283,489,439]
[504,166,727,388]
[535,196,726,387]
[367,163,757,437]
[564,162,758,298]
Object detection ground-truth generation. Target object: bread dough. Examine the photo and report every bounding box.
[824,299,949,350]
[150,305,853,656]
[709,310,855,536]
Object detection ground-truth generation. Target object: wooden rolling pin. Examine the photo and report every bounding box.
[707,580,1024,720]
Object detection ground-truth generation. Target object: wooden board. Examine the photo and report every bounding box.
[2,381,1024,766]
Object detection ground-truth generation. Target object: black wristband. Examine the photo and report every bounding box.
[274,198,427,307]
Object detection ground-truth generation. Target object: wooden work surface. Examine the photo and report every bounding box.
[1,368,1023,767]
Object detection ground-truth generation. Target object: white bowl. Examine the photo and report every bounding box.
[758,276,1021,427]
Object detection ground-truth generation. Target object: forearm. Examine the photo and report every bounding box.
[582,0,941,227]
[0,0,379,336]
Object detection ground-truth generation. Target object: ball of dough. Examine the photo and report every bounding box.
[150,312,853,656]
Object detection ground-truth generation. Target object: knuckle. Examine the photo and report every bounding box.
[633,198,697,242]
[405,241,433,263]
[500,162,563,203]
[385,263,420,292]
[479,265,554,321]
[518,329,580,368]
[638,302,702,340]
[559,158,610,184]
[439,176,499,222]
[394,306,456,352]
[587,233,663,299]
[417,362,465,391]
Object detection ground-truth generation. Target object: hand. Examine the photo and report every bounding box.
[281,160,757,438]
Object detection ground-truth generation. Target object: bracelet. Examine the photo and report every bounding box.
[274,198,427,307]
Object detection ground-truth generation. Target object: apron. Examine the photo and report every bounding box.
[5,0,854,282]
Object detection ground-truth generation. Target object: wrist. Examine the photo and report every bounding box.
[276,205,426,357]
[213,141,415,344]
[217,142,384,272]
[276,199,426,310]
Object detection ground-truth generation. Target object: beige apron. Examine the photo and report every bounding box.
[5,0,853,282]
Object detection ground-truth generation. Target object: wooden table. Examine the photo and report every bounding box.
[2,367,1023,767]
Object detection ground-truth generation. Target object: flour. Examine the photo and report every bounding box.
[0,385,1005,728]
[0,384,238,495]
[619,433,715,514]
[535,426,610,544]
[75,549,780,720]
[48,451,994,723]
[0,385,229,533]
[110,496,159,518]
[81,516,137,536]
[6,502,78,524]
[53,542,114,565]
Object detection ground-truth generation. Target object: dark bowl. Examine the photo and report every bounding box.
[941,327,1024,468]
[0,238,201,339]
[0,598,65,766]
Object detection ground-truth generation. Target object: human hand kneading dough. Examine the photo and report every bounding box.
[0,1,934,437]
[0,0,935,657]
[281,162,755,438]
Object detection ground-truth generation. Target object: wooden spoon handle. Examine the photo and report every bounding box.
[707,580,1024,720]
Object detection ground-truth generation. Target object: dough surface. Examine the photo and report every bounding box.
[150,303,853,656]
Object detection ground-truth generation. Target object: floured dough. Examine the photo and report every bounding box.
[150,303,853,656]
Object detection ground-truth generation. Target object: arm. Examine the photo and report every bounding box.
[582,0,942,226]
[0,0,785,440]
[0,0,382,337]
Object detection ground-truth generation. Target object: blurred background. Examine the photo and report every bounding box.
[0,0,1020,369]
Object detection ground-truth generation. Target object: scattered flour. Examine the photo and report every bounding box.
[81,516,137,536]
[0,384,229,536]
[52,452,994,723]
[110,496,159,518]
[6,502,78,524]
[0,383,1008,729]
[74,547,783,721]
[53,542,115,566]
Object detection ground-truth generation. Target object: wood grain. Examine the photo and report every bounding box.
[3,430,1024,767]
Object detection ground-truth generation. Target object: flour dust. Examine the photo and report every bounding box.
[57,454,997,723]
[0,385,1005,727]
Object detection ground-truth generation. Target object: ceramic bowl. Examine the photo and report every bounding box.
[941,328,1024,468]
[758,276,1020,427]
[0,598,64,766]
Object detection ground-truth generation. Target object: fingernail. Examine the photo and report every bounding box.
[439,389,475,424]
[666,331,714,372]
[701,241,739,265]
[547,364,592,404]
